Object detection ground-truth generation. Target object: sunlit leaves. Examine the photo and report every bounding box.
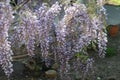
[107,0,120,5]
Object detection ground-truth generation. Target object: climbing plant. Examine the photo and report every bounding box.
[0,0,107,80]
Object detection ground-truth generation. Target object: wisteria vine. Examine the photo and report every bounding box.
[0,0,107,80]
[0,2,13,77]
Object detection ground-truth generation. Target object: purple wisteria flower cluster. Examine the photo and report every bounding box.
[0,2,13,77]
[35,2,61,65]
[96,0,107,58]
[55,3,93,79]
[19,10,38,56]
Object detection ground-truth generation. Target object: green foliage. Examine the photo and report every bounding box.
[87,41,97,52]
[106,25,111,35]
[105,47,117,57]
[106,25,111,31]
[75,52,88,63]
[10,0,30,11]
[107,0,120,5]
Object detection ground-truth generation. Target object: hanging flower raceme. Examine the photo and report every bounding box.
[19,10,38,56]
[73,4,92,53]
[95,0,107,58]
[98,30,107,58]
[56,3,93,79]
[91,16,107,58]
[36,2,61,65]
[0,2,13,77]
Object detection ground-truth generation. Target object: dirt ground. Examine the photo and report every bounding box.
[93,52,120,80]
[93,31,120,80]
